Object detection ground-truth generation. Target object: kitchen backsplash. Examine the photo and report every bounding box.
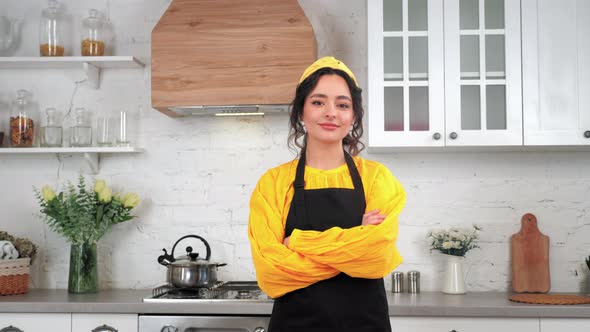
[1,0,589,292]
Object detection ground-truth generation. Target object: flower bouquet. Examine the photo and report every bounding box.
[428,225,481,257]
[35,175,140,293]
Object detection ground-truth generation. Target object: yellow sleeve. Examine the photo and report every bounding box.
[287,163,406,278]
[248,168,340,298]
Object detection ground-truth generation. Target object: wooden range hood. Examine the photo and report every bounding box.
[151,0,317,117]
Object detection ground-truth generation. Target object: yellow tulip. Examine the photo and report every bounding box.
[94,179,106,194]
[122,193,140,208]
[98,186,112,203]
[41,185,56,202]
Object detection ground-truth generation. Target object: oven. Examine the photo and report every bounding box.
[139,315,269,332]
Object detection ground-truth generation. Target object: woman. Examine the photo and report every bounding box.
[248,56,406,331]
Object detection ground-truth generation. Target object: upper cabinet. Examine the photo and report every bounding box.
[522,0,590,146]
[368,0,522,148]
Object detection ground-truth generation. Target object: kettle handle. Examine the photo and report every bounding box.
[170,234,211,261]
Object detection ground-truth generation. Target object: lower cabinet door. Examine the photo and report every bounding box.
[0,313,71,331]
[390,317,539,332]
[72,314,138,332]
[540,318,590,332]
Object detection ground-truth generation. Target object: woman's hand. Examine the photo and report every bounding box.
[362,209,386,226]
[283,236,290,247]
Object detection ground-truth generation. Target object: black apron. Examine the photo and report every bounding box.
[268,151,391,332]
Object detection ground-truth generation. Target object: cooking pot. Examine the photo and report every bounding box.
[157,234,227,288]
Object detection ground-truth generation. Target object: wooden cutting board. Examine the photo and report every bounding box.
[511,213,550,293]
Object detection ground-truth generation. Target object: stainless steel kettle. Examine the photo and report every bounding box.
[157,235,227,288]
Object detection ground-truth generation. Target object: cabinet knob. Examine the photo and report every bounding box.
[450,330,458,332]
[584,130,590,138]
[0,327,24,332]
[253,328,267,332]
[432,132,441,140]
[449,132,458,139]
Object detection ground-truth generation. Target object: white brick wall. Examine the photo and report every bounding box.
[1,0,589,292]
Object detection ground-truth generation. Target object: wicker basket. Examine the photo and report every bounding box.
[0,258,30,295]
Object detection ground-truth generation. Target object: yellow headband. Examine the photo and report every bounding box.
[298,56,358,87]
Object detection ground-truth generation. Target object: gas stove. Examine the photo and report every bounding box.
[143,281,270,302]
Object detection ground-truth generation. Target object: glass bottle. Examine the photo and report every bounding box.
[40,107,63,147]
[39,0,66,56]
[81,9,106,56]
[70,107,92,147]
[9,89,37,147]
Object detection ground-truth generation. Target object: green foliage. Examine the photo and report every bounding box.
[0,230,38,260]
[35,175,139,245]
[427,225,482,257]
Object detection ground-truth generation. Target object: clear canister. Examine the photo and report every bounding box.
[39,0,67,56]
[9,89,37,147]
[407,270,420,293]
[81,9,106,56]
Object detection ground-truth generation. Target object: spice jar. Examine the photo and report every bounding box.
[70,107,92,146]
[9,89,37,147]
[40,107,63,147]
[39,0,67,56]
[81,9,106,56]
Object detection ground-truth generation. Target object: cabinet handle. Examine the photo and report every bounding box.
[92,324,118,332]
[253,328,267,332]
[449,330,458,332]
[584,130,590,138]
[449,132,458,139]
[432,132,441,140]
[0,326,24,332]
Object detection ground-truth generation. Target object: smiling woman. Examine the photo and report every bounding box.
[248,56,406,332]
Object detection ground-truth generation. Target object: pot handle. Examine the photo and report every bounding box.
[170,234,211,261]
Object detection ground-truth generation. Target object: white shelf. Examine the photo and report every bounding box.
[0,147,143,174]
[0,147,142,153]
[0,56,144,69]
[0,56,145,88]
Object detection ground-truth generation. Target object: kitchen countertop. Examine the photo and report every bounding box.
[0,290,589,317]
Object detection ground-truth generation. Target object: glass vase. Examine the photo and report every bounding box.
[442,254,466,294]
[68,242,98,293]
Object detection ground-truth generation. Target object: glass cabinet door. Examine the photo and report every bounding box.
[444,0,522,146]
[368,0,444,147]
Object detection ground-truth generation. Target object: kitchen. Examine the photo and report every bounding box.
[1,0,590,331]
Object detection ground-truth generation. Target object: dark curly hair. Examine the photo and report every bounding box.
[288,67,365,156]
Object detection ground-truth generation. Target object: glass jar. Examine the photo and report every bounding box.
[70,107,92,147]
[39,0,66,56]
[81,9,106,56]
[40,107,63,147]
[9,90,37,147]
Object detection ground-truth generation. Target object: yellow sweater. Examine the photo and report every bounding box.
[248,156,406,298]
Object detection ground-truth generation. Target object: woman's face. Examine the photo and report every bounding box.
[301,74,354,148]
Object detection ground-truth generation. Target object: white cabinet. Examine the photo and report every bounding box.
[72,313,138,332]
[522,0,590,146]
[368,0,522,148]
[0,313,71,331]
[390,316,539,332]
[540,318,590,331]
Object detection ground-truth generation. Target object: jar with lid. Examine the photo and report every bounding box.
[70,107,92,147]
[9,89,38,147]
[39,0,67,56]
[40,107,63,147]
[81,9,106,56]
